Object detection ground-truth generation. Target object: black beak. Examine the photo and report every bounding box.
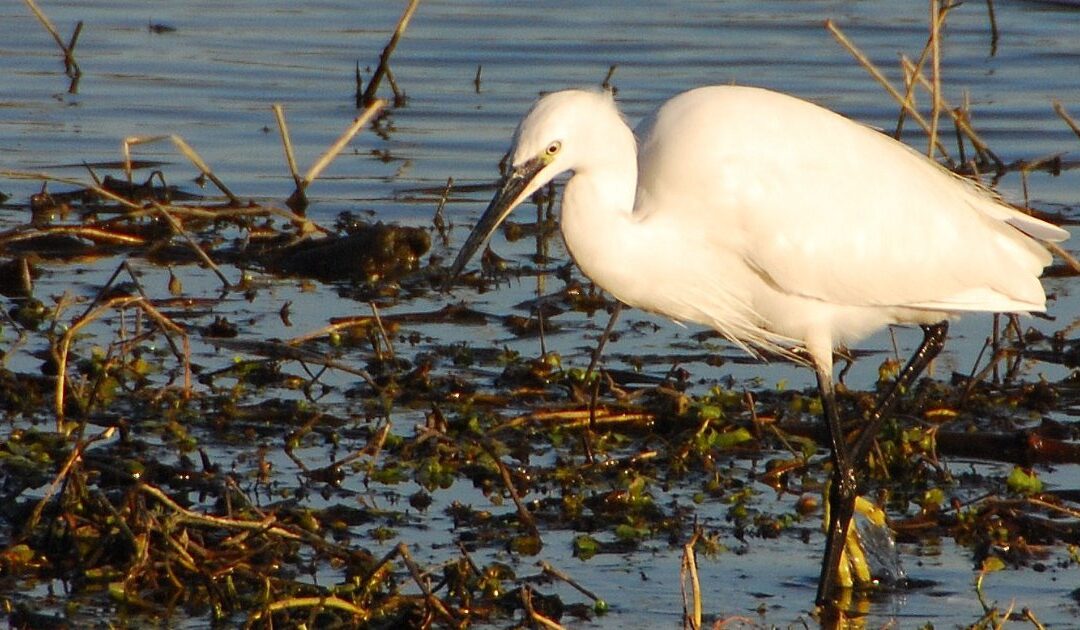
[449,157,545,279]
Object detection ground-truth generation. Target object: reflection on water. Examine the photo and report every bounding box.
[1,0,1078,626]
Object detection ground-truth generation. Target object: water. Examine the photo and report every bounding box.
[1,0,1079,627]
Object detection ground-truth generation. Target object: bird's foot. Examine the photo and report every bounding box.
[833,496,904,590]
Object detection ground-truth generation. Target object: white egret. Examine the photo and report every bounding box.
[449,86,1069,607]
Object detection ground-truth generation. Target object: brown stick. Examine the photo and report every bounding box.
[23,0,81,78]
[0,225,145,247]
[257,595,366,619]
[1046,241,1080,275]
[521,587,566,630]
[54,287,190,424]
[538,561,601,602]
[928,0,942,158]
[680,528,703,630]
[361,0,422,106]
[825,19,952,161]
[150,202,231,288]
[899,56,1004,169]
[54,295,140,423]
[272,104,304,192]
[121,135,241,205]
[20,426,116,537]
[302,100,386,186]
[482,442,540,538]
[140,483,302,538]
[985,0,1000,52]
[170,135,241,205]
[396,543,461,626]
[1054,100,1080,142]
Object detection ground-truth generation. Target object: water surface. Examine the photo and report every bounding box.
[1,1,1079,627]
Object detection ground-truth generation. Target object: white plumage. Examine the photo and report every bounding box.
[514,87,1066,371]
[450,85,1068,605]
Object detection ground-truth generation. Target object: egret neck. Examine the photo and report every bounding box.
[558,103,640,304]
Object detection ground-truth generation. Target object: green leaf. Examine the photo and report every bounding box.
[714,427,753,449]
[573,534,600,560]
[614,523,648,541]
[1005,466,1042,495]
[980,556,1006,573]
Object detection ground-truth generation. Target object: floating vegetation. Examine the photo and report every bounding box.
[1,0,1079,628]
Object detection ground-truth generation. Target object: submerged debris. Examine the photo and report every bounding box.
[2,3,1079,627]
[265,221,431,282]
[0,142,1078,627]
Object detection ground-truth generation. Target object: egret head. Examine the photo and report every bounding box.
[449,89,618,278]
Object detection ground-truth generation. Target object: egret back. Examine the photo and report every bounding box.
[633,86,1067,314]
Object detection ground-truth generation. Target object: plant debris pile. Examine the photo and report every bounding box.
[0,160,1078,629]
[2,2,1080,627]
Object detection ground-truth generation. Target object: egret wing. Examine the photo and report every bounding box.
[634,86,1063,313]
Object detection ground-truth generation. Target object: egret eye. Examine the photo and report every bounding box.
[545,141,562,156]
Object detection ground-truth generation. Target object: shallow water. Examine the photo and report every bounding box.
[2,0,1079,627]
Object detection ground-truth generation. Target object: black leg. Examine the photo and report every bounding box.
[585,302,623,389]
[814,365,859,607]
[815,320,949,607]
[581,302,623,463]
[850,321,949,464]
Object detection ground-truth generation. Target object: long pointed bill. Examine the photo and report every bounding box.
[449,157,546,279]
